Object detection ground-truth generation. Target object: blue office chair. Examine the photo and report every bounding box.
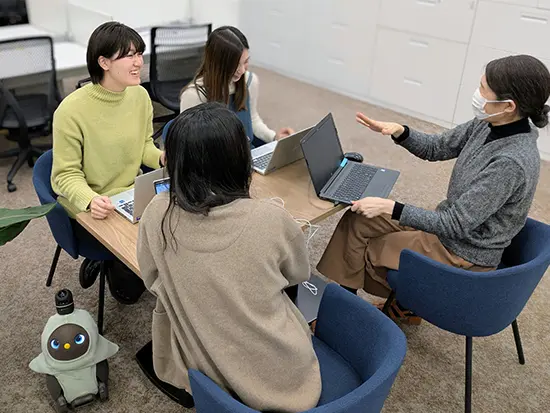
[383,218,550,413]
[188,283,407,413]
[32,150,115,334]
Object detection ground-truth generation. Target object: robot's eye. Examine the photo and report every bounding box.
[50,339,60,350]
[74,334,86,345]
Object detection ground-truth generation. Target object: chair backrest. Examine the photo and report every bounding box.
[76,77,92,89]
[0,36,61,117]
[391,218,550,337]
[189,284,407,413]
[32,150,78,258]
[150,24,211,111]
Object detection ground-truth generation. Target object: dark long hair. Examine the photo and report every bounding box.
[486,55,550,128]
[181,26,249,110]
[161,102,252,249]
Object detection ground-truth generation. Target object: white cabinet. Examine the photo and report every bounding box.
[378,0,477,43]
[480,0,538,6]
[472,1,550,60]
[306,0,380,98]
[453,46,512,125]
[240,0,314,78]
[370,28,467,123]
[539,0,550,9]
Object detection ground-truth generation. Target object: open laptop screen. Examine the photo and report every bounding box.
[154,178,170,194]
[300,113,345,195]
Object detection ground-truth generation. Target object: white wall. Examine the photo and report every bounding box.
[193,0,241,28]
[240,0,550,160]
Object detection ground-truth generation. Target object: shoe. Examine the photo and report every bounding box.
[106,260,146,305]
[79,259,100,289]
[135,341,194,408]
[376,299,422,325]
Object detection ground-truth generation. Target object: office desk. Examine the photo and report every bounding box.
[77,160,344,275]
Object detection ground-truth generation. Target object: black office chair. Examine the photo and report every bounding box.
[0,0,28,25]
[76,77,92,89]
[0,36,61,192]
[145,24,212,139]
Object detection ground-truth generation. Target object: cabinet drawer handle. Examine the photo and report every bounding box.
[269,42,281,49]
[404,78,423,87]
[332,23,348,30]
[409,39,429,48]
[520,14,548,24]
[328,58,344,65]
[417,0,439,6]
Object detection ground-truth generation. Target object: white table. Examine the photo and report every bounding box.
[0,24,51,42]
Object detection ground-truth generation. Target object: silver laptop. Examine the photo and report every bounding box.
[301,113,400,205]
[110,168,167,223]
[251,126,313,175]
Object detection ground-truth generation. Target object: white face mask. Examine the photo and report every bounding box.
[472,88,513,120]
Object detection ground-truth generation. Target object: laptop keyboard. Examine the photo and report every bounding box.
[119,200,134,216]
[333,163,378,202]
[253,153,273,170]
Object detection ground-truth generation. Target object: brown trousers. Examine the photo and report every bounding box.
[317,211,493,298]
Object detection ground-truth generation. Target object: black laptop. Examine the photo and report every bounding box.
[300,113,400,205]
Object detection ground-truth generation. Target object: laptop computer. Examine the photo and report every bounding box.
[110,168,167,223]
[251,126,313,175]
[153,177,170,194]
[300,113,400,205]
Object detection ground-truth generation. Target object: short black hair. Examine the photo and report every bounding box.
[86,21,146,84]
[486,55,550,128]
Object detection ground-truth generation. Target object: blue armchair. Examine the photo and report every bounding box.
[189,283,407,413]
[383,217,550,413]
[32,150,115,334]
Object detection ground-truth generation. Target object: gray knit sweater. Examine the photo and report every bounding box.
[398,118,540,266]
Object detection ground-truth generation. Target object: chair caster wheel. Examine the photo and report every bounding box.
[28,157,35,167]
[98,381,109,401]
[54,395,69,413]
[7,182,16,192]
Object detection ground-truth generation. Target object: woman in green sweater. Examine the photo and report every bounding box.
[51,21,163,219]
[51,22,163,301]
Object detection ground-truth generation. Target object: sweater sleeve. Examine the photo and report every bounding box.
[398,119,477,162]
[399,156,525,239]
[248,73,276,143]
[280,223,311,286]
[179,85,205,113]
[136,209,159,291]
[51,108,99,212]
[141,99,163,169]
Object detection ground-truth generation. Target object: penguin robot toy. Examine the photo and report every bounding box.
[30,289,119,412]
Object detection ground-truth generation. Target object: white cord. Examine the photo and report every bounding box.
[301,281,318,295]
[270,197,285,208]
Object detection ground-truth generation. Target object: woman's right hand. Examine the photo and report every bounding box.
[90,196,115,220]
[356,112,405,138]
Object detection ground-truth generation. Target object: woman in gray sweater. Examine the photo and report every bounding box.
[137,102,321,411]
[318,54,550,324]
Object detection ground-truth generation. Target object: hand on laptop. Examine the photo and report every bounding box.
[276,127,295,140]
[351,197,395,218]
[90,196,115,220]
[356,112,405,138]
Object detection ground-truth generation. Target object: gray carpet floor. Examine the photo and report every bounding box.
[1,67,549,413]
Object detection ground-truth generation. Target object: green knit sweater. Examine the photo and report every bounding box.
[51,83,162,212]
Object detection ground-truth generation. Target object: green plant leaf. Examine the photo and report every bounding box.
[0,203,56,246]
[0,221,30,246]
[0,203,56,228]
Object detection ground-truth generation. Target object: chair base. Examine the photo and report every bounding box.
[1,144,48,192]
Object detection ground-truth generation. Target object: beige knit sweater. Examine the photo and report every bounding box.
[137,194,321,412]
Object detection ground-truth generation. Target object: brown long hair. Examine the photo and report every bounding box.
[182,26,249,111]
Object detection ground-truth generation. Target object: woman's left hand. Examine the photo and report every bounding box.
[351,197,395,218]
[276,127,295,140]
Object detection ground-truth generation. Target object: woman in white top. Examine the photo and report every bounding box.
[179,26,294,148]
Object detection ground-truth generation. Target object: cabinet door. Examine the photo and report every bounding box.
[472,1,550,60]
[539,0,550,9]
[307,0,381,98]
[239,0,313,77]
[370,28,467,123]
[378,0,476,43]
